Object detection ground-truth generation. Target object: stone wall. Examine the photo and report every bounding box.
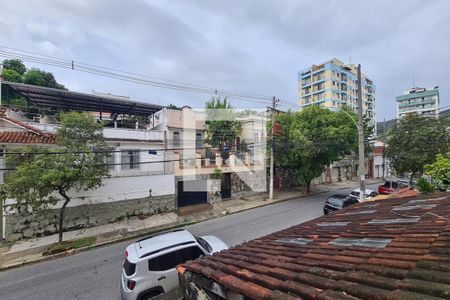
[5,194,175,242]
[274,166,299,189]
[231,171,263,198]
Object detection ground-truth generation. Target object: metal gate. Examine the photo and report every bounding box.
[177,180,208,208]
[221,173,231,199]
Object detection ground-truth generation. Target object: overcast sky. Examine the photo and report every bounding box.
[1,0,449,120]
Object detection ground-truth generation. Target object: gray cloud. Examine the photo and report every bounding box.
[1,0,449,119]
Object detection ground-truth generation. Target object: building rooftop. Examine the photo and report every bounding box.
[2,81,163,116]
[179,193,450,300]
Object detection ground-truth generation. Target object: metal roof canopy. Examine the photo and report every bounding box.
[3,81,163,117]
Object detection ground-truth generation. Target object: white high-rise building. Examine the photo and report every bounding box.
[396,87,440,118]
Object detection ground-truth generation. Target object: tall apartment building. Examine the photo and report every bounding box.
[396,87,440,118]
[298,58,376,129]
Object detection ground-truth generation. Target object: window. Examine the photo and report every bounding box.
[196,132,203,149]
[106,153,115,170]
[173,131,180,148]
[148,246,204,271]
[196,237,212,253]
[344,197,359,207]
[123,258,136,276]
[121,150,140,170]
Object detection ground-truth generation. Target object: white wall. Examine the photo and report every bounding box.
[4,173,175,210]
[66,173,175,207]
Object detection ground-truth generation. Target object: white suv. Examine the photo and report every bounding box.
[120,229,228,300]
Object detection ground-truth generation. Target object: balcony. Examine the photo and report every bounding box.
[103,128,164,141]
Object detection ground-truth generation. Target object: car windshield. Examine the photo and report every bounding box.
[350,191,360,197]
[327,196,345,208]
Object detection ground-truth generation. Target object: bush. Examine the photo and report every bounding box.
[213,168,222,179]
[417,177,435,193]
[424,152,450,191]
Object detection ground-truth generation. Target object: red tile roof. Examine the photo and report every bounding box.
[0,131,56,144]
[180,193,450,299]
[0,106,55,144]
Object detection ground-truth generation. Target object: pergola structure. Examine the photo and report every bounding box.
[2,81,163,118]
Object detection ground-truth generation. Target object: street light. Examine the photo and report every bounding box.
[329,107,358,129]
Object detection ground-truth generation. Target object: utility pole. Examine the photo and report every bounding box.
[0,63,3,106]
[382,118,386,180]
[357,64,366,201]
[269,96,278,200]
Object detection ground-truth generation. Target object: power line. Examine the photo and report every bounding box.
[0,45,277,101]
[0,48,279,105]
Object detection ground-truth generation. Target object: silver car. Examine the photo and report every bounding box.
[120,229,228,300]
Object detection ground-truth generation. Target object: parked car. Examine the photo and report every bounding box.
[378,179,411,194]
[120,229,228,300]
[323,194,360,215]
[348,189,379,201]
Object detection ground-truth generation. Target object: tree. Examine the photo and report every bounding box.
[205,97,241,156]
[1,68,22,82]
[424,152,450,191]
[274,106,358,193]
[22,68,65,89]
[3,59,26,75]
[1,59,66,107]
[1,112,110,243]
[385,113,450,183]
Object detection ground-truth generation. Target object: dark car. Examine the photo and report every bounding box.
[323,194,359,215]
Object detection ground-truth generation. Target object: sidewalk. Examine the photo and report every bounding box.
[0,179,381,270]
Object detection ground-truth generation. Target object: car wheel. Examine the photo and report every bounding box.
[138,287,164,300]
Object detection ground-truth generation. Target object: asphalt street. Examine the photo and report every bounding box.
[0,184,377,300]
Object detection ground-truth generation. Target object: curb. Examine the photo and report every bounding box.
[0,190,328,271]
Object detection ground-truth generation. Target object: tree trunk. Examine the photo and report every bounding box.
[57,189,71,243]
[305,181,311,194]
[409,172,416,185]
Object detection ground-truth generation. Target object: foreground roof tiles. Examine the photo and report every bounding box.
[180,193,450,299]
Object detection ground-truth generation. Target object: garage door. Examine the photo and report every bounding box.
[177,180,208,208]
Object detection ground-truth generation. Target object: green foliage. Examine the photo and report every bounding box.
[385,113,450,181]
[424,152,450,191]
[1,68,22,82]
[416,177,435,193]
[3,59,26,75]
[213,168,222,179]
[1,112,111,242]
[166,103,181,110]
[205,97,241,149]
[274,106,358,193]
[23,68,65,89]
[1,59,65,107]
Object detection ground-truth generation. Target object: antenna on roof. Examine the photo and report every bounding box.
[412,75,415,88]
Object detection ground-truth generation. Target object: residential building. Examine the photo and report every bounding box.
[150,107,267,209]
[0,81,268,240]
[298,58,376,130]
[179,192,450,300]
[0,82,174,242]
[372,140,391,179]
[396,87,440,118]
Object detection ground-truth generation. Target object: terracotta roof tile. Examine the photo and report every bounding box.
[181,193,450,299]
[0,131,56,144]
